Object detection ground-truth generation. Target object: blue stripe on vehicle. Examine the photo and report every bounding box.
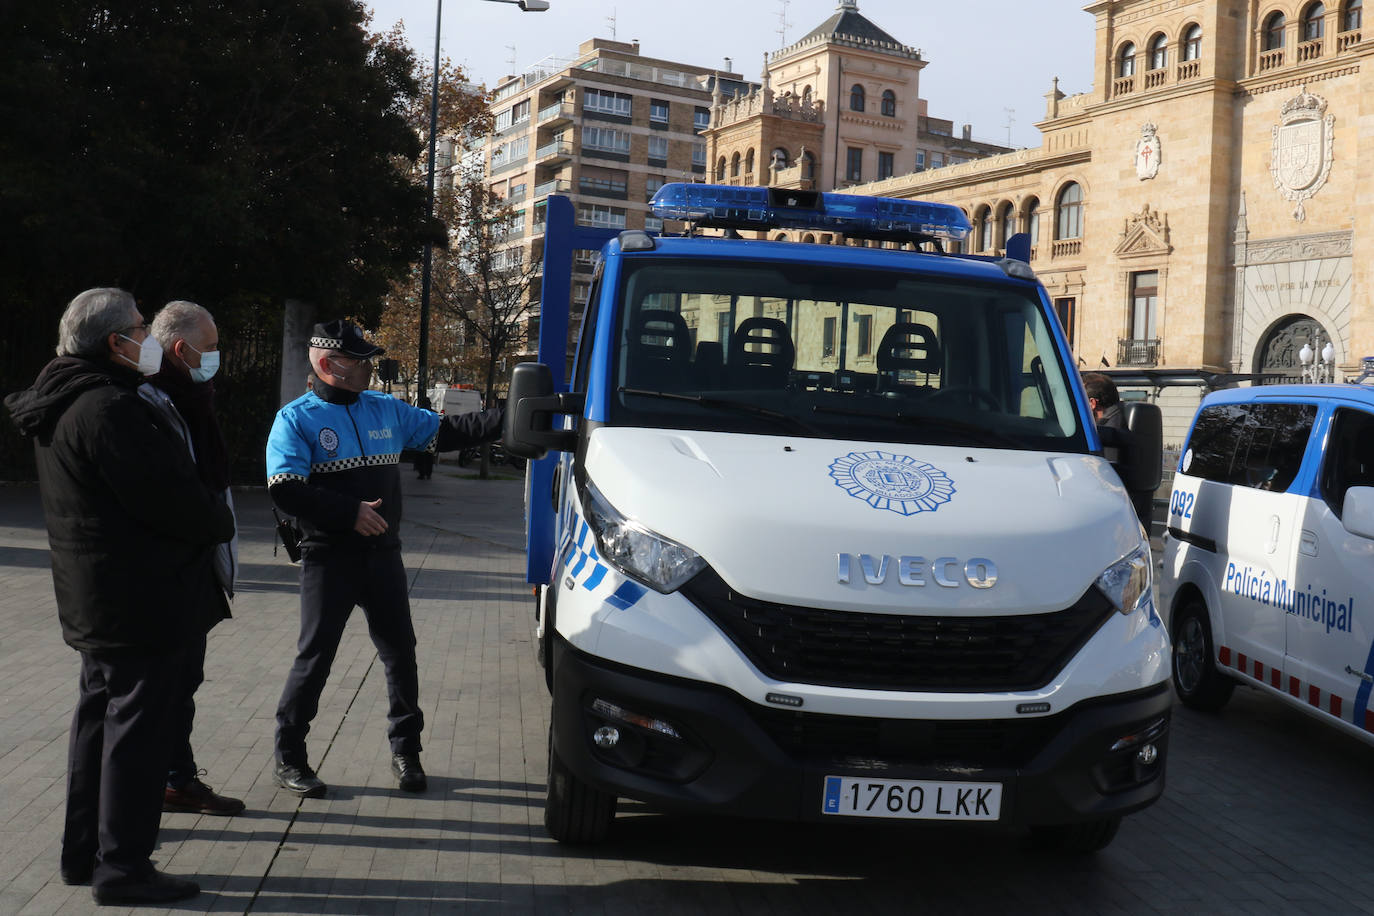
[583,565,608,591]
[605,580,647,610]
[1354,638,1374,727]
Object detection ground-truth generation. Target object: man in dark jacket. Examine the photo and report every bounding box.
[265,320,502,798]
[4,288,235,906]
[141,299,244,817]
[1083,372,1152,529]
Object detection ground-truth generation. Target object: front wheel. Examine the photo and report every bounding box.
[1171,597,1235,712]
[1030,816,1121,854]
[544,727,615,844]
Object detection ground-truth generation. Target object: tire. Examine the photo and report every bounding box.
[1031,816,1121,854]
[1170,597,1235,712]
[544,726,616,844]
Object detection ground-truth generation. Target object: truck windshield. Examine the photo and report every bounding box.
[606,257,1087,452]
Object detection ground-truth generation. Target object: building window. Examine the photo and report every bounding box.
[1130,270,1159,341]
[494,99,531,131]
[930,152,944,168]
[650,99,669,124]
[716,157,727,181]
[1000,203,1016,248]
[583,88,632,117]
[745,148,755,176]
[881,89,897,117]
[578,167,628,198]
[717,312,731,348]
[1055,182,1083,240]
[976,206,993,252]
[645,176,665,202]
[644,216,664,233]
[694,107,711,131]
[1054,298,1076,345]
[1303,2,1326,40]
[576,204,627,229]
[582,126,630,154]
[731,152,741,177]
[856,314,872,356]
[845,147,863,182]
[692,143,707,167]
[1183,23,1203,60]
[1024,197,1040,246]
[647,135,668,163]
[822,316,836,358]
[849,84,866,112]
[1264,12,1287,49]
[1148,33,1169,69]
[1118,42,1137,77]
[1344,0,1362,31]
[878,151,894,180]
[915,150,926,170]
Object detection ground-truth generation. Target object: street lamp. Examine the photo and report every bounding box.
[416,0,550,406]
[1299,335,1336,384]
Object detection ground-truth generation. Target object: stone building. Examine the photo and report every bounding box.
[848,0,1371,439]
[704,0,1009,193]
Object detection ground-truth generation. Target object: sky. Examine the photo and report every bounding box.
[363,1,1095,150]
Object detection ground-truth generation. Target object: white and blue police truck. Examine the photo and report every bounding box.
[1160,384,1374,744]
[504,184,1170,852]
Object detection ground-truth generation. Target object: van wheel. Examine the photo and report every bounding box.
[1171,598,1235,712]
[544,727,615,844]
[1031,816,1121,854]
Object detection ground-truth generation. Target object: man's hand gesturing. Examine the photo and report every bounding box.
[354,498,388,536]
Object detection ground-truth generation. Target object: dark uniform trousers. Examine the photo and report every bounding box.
[166,631,208,788]
[275,545,422,764]
[63,647,184,885]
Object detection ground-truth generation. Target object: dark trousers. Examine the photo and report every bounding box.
[63,647,182,887]
[166,632,207,789]
[274,547,422,764]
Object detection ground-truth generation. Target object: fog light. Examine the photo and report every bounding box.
[1110,717,1167,752]
[590,698,682,739]
[1136,743,1158,766]
[593,726,620,748]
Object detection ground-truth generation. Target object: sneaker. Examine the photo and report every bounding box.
[163,775,246,815]
[91,868,199,905]
[273,760,327,798]
[391,753,428,792]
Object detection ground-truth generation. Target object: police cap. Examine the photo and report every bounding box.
[309,320,385,358]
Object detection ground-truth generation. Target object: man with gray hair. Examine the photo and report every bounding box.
[4,288,234,905]
[140,300,245,817]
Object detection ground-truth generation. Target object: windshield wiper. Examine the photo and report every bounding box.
[619,387,825,436]
[812,404,1022,447]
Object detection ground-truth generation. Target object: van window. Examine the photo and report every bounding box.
[1184,403,1316,491]
[1319,407,1374,517]
[607,257,1086,451]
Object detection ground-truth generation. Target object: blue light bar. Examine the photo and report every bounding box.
[649,183,970,243]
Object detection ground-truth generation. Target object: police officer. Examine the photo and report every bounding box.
[266,320,502,796]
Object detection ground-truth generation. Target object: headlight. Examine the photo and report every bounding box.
[1096,544,1153,616]
[582,481,706,593]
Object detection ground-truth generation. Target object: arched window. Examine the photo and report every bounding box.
[1183,23,1203,60]
[771,147,789,171]
[976,206,993,252]
[800,150,816,180]
[999,202,1017,248]
[1303,2,1327,39]
[1264,12,1287,49]
[716,157,727,181]
[1118,42,1137,77]
[1148,33,1169,69]
[744,148,755,176]
[849,84,866,112]
[1344,0,1363,31]
[1056,183,1083,240]
[802,85,813,106]
[802,233,816,244]
[1024,197,1040,247]
[730,152,741,177]
[881,89,897,117]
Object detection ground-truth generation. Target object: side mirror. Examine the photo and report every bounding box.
[503,362,583,460]
[1118,401,1163,492]
[1342,486,1374,539]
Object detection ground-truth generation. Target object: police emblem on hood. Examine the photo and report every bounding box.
[829,451,955,516]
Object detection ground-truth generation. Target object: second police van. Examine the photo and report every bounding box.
[1161,385,1374,742]
[504,184,1170,852]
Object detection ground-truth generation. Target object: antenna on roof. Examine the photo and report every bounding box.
[606,7,617,39]
[1003,107,1016,147]
[777,0,792,46]
[505,45,517,75]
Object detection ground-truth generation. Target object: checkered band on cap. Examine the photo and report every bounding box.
[310,336,343,350]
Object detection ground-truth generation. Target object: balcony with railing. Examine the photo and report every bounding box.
[1051,238,1082,259]
[535,139,574,164]
[1338,29,1362,50]
[534,177,572,199]
[537,99,575,125]
[1117,337,1162,367]
[1177,59,1201,81]
[1112,74,1136,97]
[1144,68,1167,89]
[1297,37,1324,61]
[1258,48,1284,72]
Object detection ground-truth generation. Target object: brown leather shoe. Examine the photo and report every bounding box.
[163,777,246,815]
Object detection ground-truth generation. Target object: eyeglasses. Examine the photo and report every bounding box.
[119,323,151,337]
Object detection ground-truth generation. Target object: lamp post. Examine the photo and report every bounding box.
[416,0,551,406]
[1299,335,1336,384]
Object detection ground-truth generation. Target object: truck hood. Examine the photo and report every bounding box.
[582,427,1143,614]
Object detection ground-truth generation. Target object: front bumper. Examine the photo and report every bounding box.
[550,635,1171,826]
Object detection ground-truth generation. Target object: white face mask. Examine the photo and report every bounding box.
[119,333,164,376]
[180,342,220,383]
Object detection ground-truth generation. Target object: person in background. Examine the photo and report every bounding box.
[412,395,436,480]
[265,320,502,798]
[140,300,244,817]
[4,288,233,905]
[1082,372,1153,529]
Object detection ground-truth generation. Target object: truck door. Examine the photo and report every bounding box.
[1287,405,1374,730]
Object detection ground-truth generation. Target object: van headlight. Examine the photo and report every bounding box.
[1096,544,1153,616]
[583,481,706,593]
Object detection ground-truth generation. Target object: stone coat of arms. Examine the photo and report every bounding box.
[1271,87,1335,222]
[1135,123,1161,181]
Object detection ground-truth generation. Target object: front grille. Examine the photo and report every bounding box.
[750,706,1061,768]
[681,570,1115,691]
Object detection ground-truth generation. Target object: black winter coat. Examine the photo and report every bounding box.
[4,357,235,652]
